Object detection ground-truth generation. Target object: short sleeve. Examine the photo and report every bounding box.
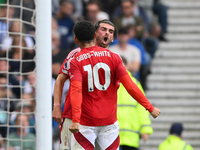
[59,58,70,77]
[59,47,81,76]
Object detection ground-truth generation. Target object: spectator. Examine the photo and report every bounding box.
[0,111,7,139]
[118,56,153,150]
[23,72,36,96]
[52,0,83,21]
[54,0,75,51]
[0,4,14,46]
[113,0,150,29]
[0,74,16,112]
[85,0,109,24]
[109,28,141,76]
[1,20,34,54]
[6,114,36,150]
[0,134,5,150]
[52,17,58,31]
[110,25,151,68]
[0,59,20,98]
[132,0,150,31]
[68,0,83,21]
[113,0,159,58]
[126,25,152,87]
[114,0,162,41]
[11,0,35,33]
[22,93,35,112]
[152,0,168,41]
[127,25,151,66]
[52,30,69,79]
[0,74,17,138]
[0,77,8,138]
[97,0,121,17]
[131,0,160,59]
[5,36,35,73]
[149,20,162,39]
[9,101,35,135]
[159,123,193,150]
[113,0,145,40]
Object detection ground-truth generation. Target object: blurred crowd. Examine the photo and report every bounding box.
[0,0,169,149]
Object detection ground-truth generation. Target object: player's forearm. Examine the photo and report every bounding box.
[53,80,64,105]
[70,81,82,123]
[119,74,154,112]
[53,74,66,105]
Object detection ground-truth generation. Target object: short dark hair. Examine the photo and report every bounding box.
[59,0,71,6]
[73,20,95,43]
[121,0,134,5]
[87,0,102,11]
[118,28,128,35]
[0,74,6,79]
[94,19,118,39]
[170,123,183,136]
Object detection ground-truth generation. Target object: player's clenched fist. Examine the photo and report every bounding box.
[150,107,160,118]
[52,105,62,123]
[69,122,80,133]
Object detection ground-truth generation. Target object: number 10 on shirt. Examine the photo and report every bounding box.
[83,62,111,92]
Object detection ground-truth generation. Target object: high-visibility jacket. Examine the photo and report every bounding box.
[117,71,153,148]
[158,135,193,150]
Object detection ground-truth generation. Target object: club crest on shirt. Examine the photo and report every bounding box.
[64,61,68,69]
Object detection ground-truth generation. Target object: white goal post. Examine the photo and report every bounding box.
[0,0,52,149]
[35,0,52,149]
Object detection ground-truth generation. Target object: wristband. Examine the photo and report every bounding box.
[54,103,60,107]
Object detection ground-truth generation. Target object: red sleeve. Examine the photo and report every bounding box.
[119,74,154,112]
[114,53,128,80]
[70,81,82,123]
[59,58,70,76]
[59,48,81,76]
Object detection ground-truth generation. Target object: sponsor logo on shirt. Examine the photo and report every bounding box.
[64,61,68,69]
[62,69,68,74]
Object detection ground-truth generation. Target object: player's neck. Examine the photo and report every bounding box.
[79,41,95,49]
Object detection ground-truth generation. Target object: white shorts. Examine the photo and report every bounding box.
[60,118,72,150]
[71,121,120,150]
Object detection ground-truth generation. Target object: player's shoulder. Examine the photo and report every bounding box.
[66,47,81,60]
[91,45,108,51]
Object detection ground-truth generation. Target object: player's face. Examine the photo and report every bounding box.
[95,23,114,48]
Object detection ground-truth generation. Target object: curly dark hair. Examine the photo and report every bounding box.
[94,19,118,39]
[73,20,95,43]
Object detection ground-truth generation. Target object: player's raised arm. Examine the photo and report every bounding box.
[52,73,68,123]
[119,74,160,118]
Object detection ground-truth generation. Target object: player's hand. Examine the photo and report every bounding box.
[69,122,80,133]
[142,133,149,142]
[52,105,62,123]
[150,107,160,118]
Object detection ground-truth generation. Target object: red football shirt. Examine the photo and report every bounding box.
[59,46,127,126]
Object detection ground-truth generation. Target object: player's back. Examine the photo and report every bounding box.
[71,46,127,126]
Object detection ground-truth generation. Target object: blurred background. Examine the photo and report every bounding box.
[0,0,199,150]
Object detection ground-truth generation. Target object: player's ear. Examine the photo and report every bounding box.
[74,36,79,44]
[111,36,114,42]
[94,33,96,39]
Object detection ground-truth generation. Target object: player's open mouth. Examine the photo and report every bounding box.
[103,37,108,43]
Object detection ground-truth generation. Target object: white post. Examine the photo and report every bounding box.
[36,0,52,149]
